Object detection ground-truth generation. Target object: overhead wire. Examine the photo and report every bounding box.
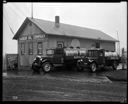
[3,3,28,35]
[3,8,15,35]
[11,3,28,17]
[7,4,26,19]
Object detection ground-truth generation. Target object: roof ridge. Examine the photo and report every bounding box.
[27,17,101,32]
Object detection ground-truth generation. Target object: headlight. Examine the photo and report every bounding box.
[77,59,83,63]
[88,59,93,62]
[80,59,83,61]
[34,63,37,65]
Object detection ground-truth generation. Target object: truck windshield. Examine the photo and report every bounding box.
[88,50,98,57]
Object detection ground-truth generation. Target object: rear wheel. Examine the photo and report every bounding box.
[90,62,97,73]
[42,62,53,73]
[112,61,117,70]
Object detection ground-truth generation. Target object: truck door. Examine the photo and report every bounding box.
[53,48,64,64]
[98,50,105,65]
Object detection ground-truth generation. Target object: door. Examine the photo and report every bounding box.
[20,42,29,66]
[98,50,105,65]
[53,48,64,64]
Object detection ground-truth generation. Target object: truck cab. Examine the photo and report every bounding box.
[32,47,87,73]
[46,48,64,65]
[79,48,120,72]
[87,49,105,65]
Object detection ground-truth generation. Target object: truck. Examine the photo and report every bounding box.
[77,48,121,72]
[32,48,120,73]
[32,47,87,73]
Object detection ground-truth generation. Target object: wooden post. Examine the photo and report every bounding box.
[3,53,7,76]
[31,3,33,19]
[122,48,125,70]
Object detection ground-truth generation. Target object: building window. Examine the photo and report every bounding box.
[57,41,64,48]
[96,42,100,48]
[21,43,25,55]
[28,42,33,55]
[37,42,43,55]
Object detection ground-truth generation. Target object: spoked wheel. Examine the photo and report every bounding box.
[90,62,97,73]
[42,62,53,73]
[76,62,84,72]
[112,61,117,70]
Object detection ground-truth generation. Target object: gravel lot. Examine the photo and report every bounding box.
[2,67,127,102]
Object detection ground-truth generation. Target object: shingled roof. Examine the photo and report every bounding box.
[13,17,118,42]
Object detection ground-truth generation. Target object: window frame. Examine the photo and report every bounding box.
[57,41,64,48]
[21,42,25,55]
[95,42,100,48]
[37,42,43,55]
[28,42,33,55]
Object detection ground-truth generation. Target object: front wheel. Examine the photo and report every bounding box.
[42,62,53,73]
[90,62,97,73]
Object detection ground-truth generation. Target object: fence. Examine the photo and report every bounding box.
[121,48,127,70]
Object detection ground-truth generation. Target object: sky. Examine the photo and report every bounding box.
[3,2,127,55]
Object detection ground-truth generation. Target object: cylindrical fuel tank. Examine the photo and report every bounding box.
[64,48,87,56]
[64,48,78,56]
[79,48,87,56]
[105,51,118,57]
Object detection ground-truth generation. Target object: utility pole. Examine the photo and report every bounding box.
[31,2,33,19]
[116,31,120,56]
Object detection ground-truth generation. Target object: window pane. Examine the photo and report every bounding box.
[57,41,64,48]
[29,43,33,55]
[37,42,42,54]
[58,44,62,48]
[96,42,100,48]
[21,43,25,55]
[38,43,42,48]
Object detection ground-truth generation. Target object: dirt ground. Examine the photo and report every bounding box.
[2,67,127,102]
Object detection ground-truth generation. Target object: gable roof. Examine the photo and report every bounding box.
[13,17,118,42]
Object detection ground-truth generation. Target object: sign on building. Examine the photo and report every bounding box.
[6,54,18,70]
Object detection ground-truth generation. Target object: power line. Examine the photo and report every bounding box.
[3,12,15,35]
[12,4,27,17]
[116,31,120,55]
[31,3,33,18]
[4,5,26,35]
[6,5,25,19]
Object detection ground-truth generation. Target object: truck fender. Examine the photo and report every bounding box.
[41,58,48,63]
[41,58,54,67]
[89,60,97,66]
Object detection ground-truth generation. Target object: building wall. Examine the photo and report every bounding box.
[18,22,48,68]
[100,42,115,51]
[48,35,115,51]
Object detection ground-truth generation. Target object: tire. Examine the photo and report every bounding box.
[76,61,84,72]
[90,62,97,73]
[112,61,117,70]
[42,62,52,73]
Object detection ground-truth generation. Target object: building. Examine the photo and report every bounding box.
[13,16,118,69]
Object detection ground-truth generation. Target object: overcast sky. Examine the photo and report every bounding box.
[3,2,127,55]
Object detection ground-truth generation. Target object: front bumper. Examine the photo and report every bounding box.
[77,61,90,68]
[32,63,41,70]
